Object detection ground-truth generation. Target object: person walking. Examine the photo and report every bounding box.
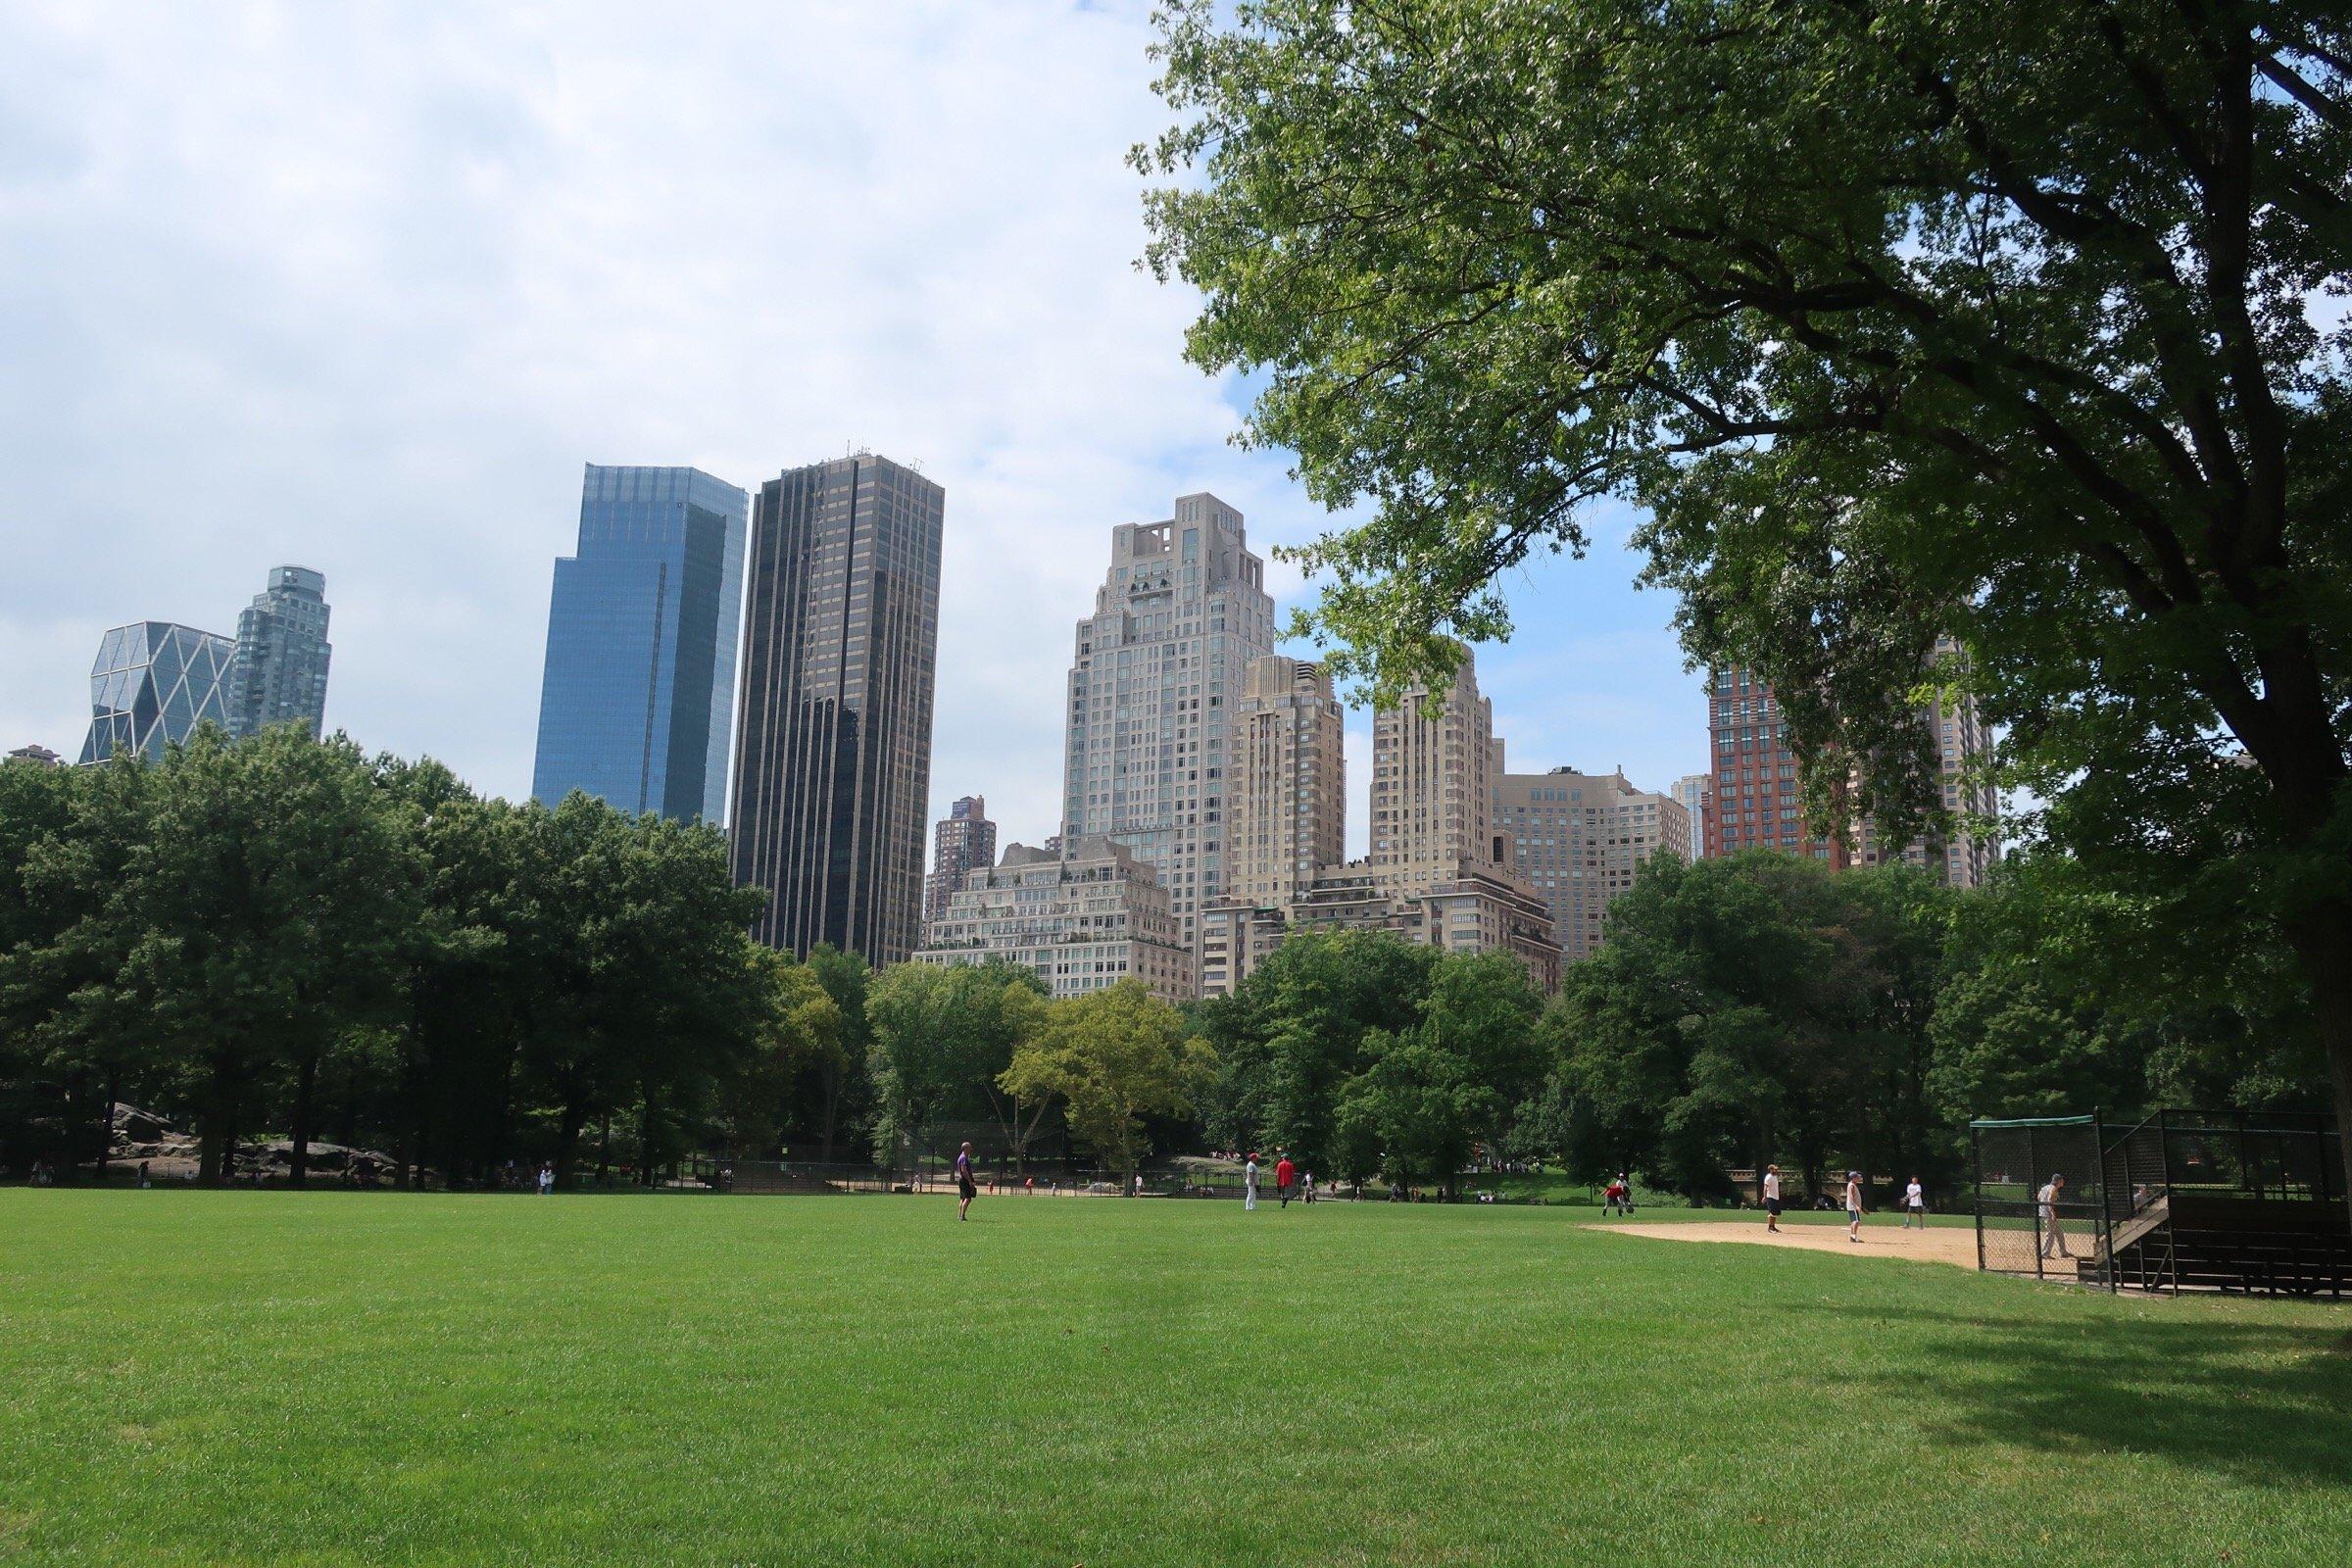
[955,1142,978,1222]
[1302,1171,1316,1204]
[1275,1152,1297,1208]
[1762,1164,1782,1233]
[1902,1176,1927,1230]
[2037,1173,2071,1258]
[1244,1153,1260,1211]
[537,1161,554,1197]
[1844,1170,1865,1243]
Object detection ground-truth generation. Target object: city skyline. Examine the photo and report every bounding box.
[0,4,1710,850]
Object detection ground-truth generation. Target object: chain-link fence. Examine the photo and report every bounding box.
[1972,1115,2114,1286]
[1976,1109,2346,1296]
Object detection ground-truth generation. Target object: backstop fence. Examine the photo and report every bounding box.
[1972,1114,2115,1287]
[1975,1108,2347,1295]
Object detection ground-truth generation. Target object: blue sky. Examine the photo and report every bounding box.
[0,1,1709,857]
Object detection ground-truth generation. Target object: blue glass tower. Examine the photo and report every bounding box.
[531,465,749,822]
[79,621,237,763]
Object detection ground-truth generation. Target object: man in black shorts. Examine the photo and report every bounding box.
[955,1141,978,1221]
[1763,1163,1783,1233]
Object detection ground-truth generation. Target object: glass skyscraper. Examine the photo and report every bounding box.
[78,621,236,763]
[730,453,944,964]
[224,564,332,739]
[531,465,749,823]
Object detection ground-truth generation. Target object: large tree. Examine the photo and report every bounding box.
[1143,2,2352,1200]
[1000,980,1217,1181]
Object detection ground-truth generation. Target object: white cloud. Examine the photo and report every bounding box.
[0,1,1701,852]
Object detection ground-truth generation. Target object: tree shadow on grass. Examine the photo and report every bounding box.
[1826,1302,2352,1491]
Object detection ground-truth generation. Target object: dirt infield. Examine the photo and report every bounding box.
[1587,1220,1981,1269]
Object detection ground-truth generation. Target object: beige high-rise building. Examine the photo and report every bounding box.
[1370,649,1496,895]
[912,837,1194,1004]
[1494,767,1690,961]
[1059,495,1278,965]
[1201,643,1562,998]
[1227,656,1347,907]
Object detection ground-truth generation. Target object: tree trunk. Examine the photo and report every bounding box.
[555,1096,589,1193]
[287,1050,318,1187]
[2286,905,2352,1234]
[818,1061,842,1164]
[95,1071,120,1185]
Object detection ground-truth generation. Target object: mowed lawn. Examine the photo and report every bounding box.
[2,1193,2347,1567]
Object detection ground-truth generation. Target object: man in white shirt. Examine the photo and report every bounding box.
[1844,1171,1865,1243]
[2037,1173,2071,1257]
[1902,1177,1926,1230]
[1762,1164,1782,1233]
[1244,1154,1259,1211]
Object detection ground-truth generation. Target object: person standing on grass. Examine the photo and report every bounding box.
[1762,1164,1782,1233]
[2037,1173,2071,1258]
[1275,1152,1297,1208]
[1302,1170,1316,1204]
[1844,1171,1865,1243]
[1902,1176,1926,1230]
[537,1161,554,1197]
[955,1142,978,1222]
[1244,1153,1260,1211]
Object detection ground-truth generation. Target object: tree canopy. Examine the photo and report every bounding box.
[1141,0,2352,1192]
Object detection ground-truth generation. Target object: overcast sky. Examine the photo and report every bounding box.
[0,1,1708,857]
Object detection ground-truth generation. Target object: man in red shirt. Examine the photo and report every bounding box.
[1275,1152,1297,1208]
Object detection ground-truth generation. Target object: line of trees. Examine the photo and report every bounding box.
[0,728,793,1187]
[3,729,2328,1198]
[0,729,1217,1187]
[1192,854,2328,1202]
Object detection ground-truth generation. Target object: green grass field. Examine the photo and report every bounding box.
[3,1191,2346,1567]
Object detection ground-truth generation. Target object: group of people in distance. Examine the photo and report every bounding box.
[947,1142,1322,1220]
[1242,1152,1313,1209]
[1751,1163,1931,1241]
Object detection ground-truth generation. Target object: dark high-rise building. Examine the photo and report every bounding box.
[1704,649,1997,885]
[730,453,944,963]
[531,466,749,823]
[1704,665,1844,863]
[225,564,332,740]
[924,794,997,932]
[79,621,236,763]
